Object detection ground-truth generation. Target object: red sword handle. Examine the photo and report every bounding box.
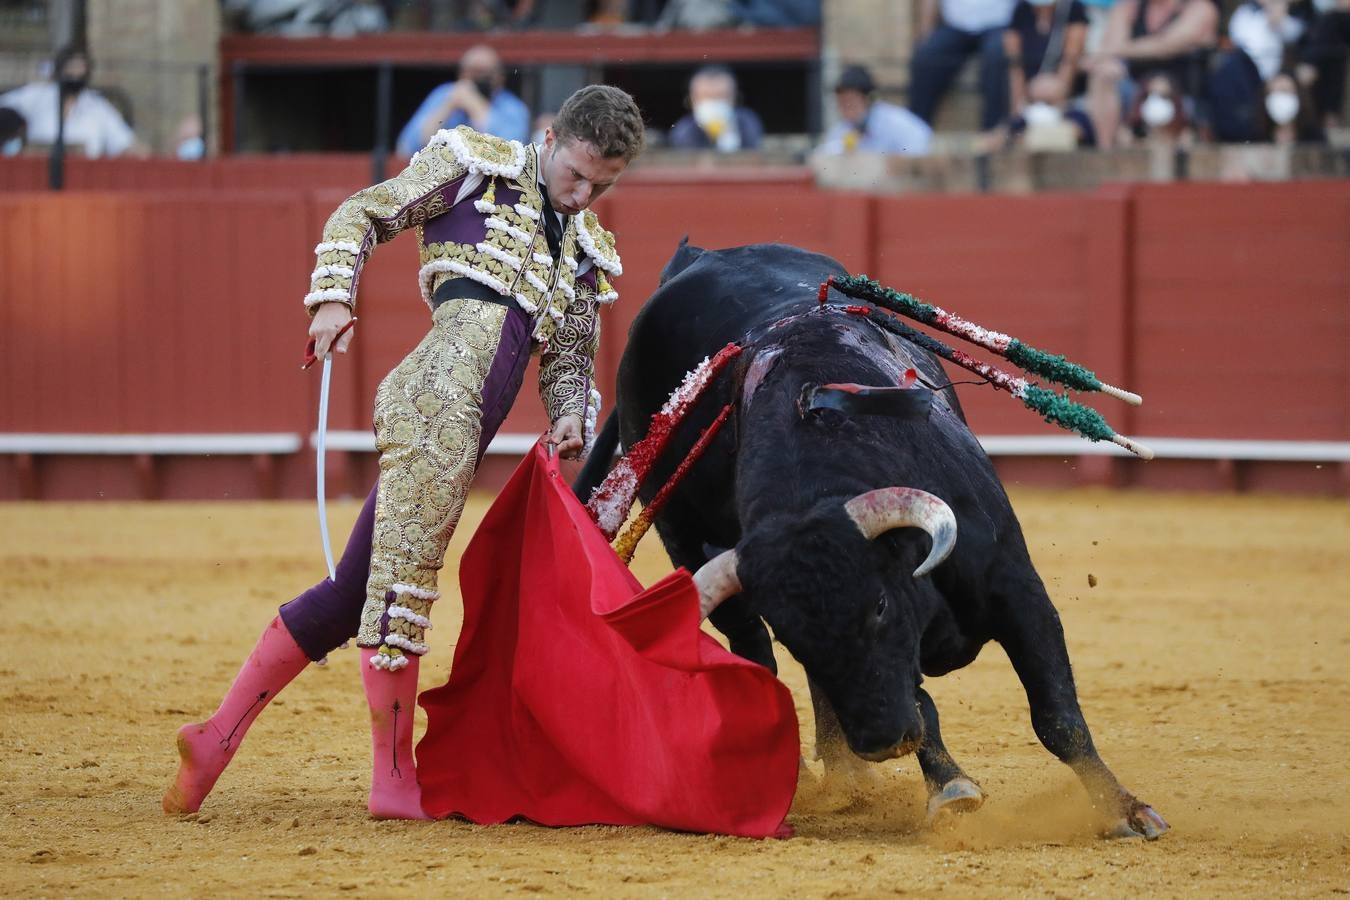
[302,317,358,370]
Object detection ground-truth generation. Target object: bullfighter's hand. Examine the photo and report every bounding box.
[309,302,355,358]
[549,414,585,460]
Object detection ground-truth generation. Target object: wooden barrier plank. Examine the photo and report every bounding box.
[873,192,1094,436]
[2,178,1347,497]
[1130,182,1350,440]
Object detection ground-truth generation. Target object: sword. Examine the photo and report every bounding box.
[303,317,358,581]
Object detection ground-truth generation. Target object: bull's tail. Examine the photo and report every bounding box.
[572,411,620,503]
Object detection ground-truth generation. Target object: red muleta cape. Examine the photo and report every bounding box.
[416,442,799,837]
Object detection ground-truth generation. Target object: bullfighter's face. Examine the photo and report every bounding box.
[540,129,628,216]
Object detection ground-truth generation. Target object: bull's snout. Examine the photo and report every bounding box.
[855,735,922,762]
[849,710,925,762]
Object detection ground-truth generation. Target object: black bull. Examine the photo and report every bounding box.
[575,242,1167,839]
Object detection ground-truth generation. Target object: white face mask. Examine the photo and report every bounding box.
[1,136,21,156]
[1024,102,1062,126]
[1265,91,1300,125]
[1140,94,1176,128]
[692,98,733,131]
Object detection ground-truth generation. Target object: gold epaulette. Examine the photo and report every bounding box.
[576,208,622,277]
[417,124,527,180]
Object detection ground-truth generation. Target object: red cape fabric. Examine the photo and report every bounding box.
[417,443,799,837]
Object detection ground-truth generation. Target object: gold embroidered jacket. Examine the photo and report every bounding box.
[303,125,622,438]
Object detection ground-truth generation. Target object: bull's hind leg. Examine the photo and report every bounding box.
[915,687,985,826]
[992,571,1168,840]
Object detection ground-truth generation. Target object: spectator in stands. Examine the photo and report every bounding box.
[0,47,138,158]
[669,66,765,152]
[1083,0,1218,147]
[909,0,1018,133]
[1262,69,1325,141]
[1207,0,1314,142]
[0,107,25,156]
[396,44,530,157]
[1129,71,1194,141]
[1004,0,1096,146]
[1299,0,1350,129]
[817,64,933,155]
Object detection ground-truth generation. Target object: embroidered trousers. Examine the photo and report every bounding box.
[278,296,532,665]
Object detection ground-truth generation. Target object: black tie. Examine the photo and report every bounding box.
[537,181,567,261]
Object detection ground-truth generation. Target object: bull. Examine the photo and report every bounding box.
[576,242,1167,839]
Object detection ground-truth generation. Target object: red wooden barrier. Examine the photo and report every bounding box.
[0,155,374,194]
[2,176,1346,499]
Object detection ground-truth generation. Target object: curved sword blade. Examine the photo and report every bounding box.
[316,353,336,581]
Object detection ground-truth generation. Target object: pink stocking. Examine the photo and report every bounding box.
[163,616,309,814]
[361,648,430,820]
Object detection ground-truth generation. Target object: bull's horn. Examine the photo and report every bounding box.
[844,488,957,578]
[692,549,741,619]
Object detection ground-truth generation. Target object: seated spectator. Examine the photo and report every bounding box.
[1084,0,1219,147]
[817,64,933,156]
[669,66,765,152]
[1129,71,1194,141]
[1299,0,1350,129]
[909,0,1018,133]
[1004,0,1096,146]
[1262,69,1324,141]
[0,106,26,156]
[395,44,530,157]
[0,47,138,158]
[1207,0,1313,142]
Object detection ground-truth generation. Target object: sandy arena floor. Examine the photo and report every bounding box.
[2,486,1347,898]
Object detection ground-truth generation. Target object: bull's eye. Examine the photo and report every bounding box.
[876,594,888,618]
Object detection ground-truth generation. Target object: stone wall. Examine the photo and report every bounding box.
[85,0,220,154]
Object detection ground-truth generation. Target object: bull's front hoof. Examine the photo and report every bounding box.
[925,777,984,828]
[1102,801,1169,840]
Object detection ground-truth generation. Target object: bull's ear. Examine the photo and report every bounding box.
[701,542,732,561]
